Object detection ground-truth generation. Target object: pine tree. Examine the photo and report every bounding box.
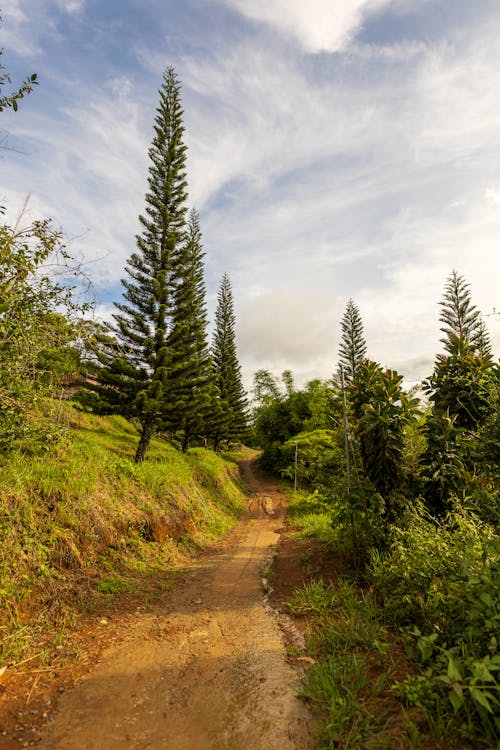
[338,299,367,382]
[162,209,213,451]
[439,270,487,354]
[211,273,248,449]
[109,67,188,462]
[476,318,493,359]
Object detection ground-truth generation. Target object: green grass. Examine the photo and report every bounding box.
[284,506,491,748]
[0,405,247,663]
[296,579,398,749]
[287,579,338,616]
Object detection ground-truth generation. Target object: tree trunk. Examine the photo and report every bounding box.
[135,411,155,463]
[213,430,220,452]
[182,430,189,453]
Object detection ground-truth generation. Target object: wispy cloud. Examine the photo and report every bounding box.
[57,0,85,13]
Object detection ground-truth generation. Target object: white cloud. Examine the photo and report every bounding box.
[219,0,393,53]
[485,187,500,207]
[0,0,26,22]
[57,0,84,13]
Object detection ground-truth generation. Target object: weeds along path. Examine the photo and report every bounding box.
[37,458,312,750]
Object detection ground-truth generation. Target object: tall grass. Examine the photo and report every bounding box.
[0,406,247,662]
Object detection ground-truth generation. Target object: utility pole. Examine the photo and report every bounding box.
[340,366,352,496]
[340,365,356,565]
[294,440,298,491]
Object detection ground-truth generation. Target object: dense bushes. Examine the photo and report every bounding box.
[253,274,499,745]
[0,216,89,453]
[370,513,499,741]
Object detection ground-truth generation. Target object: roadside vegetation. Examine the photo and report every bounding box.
[256,279,499,749]
[0,407,246,666]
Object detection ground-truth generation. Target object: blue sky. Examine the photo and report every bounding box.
[1,0,499,389]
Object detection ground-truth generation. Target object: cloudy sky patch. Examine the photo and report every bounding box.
[1,0,499,389]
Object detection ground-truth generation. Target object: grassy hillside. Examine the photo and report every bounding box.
[0,406,248,663]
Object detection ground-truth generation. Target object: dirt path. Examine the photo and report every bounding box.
[35,459,312,749]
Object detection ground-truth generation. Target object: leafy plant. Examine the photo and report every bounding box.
[0,24,38,114]
[0,215,90,452]
[349,361,419,517]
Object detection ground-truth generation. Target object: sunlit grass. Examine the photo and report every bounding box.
[0,404,247,663]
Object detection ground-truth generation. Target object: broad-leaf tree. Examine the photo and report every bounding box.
[0,217,87,451]
[349,360,418,513]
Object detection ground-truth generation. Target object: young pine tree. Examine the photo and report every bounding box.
[211,273,248,449]
[338,299,367,382]
[109,67,188,462]
[422,272,496,513]
[439,270,489,354]
[162,209,213,451]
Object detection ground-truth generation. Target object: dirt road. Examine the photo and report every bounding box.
[36,459,312,749]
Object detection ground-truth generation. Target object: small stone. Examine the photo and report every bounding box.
[297,656,315,665]
[99,618,108,625]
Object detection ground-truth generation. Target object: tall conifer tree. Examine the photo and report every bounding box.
[111,67,188,462]
[439,270,488,354]
[211,273,248,448]
[338,299,367,381]
[162,209,213,451]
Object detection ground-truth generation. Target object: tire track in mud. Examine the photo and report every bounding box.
[36,459,312,750]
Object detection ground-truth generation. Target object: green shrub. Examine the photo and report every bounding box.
[370,511,500,743]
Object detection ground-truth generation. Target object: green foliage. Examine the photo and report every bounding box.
[0,27,38,113]
[297,578,396,749]
[338,298,367,382]
[439,270,488,356]
[253,376,343,478]
[287,579,338,615]
[96,67,190,462]
[162,209,214,451]
[96,575,131,594]
[349,361,419,510]
[422,306,498,515]
[398,637,500,741]
[370,514,499,743]
[0,407,246,661]
[300,653,370,747]
[425,337,496,432]
[252,368,281,404]
[281,429,345,493]
[418,411,469,514]
[211,273,249,448]
[0,216,89,452]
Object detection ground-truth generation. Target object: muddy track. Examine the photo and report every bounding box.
[36,459,312,749]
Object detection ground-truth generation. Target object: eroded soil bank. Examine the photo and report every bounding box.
[8,459,312,749]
